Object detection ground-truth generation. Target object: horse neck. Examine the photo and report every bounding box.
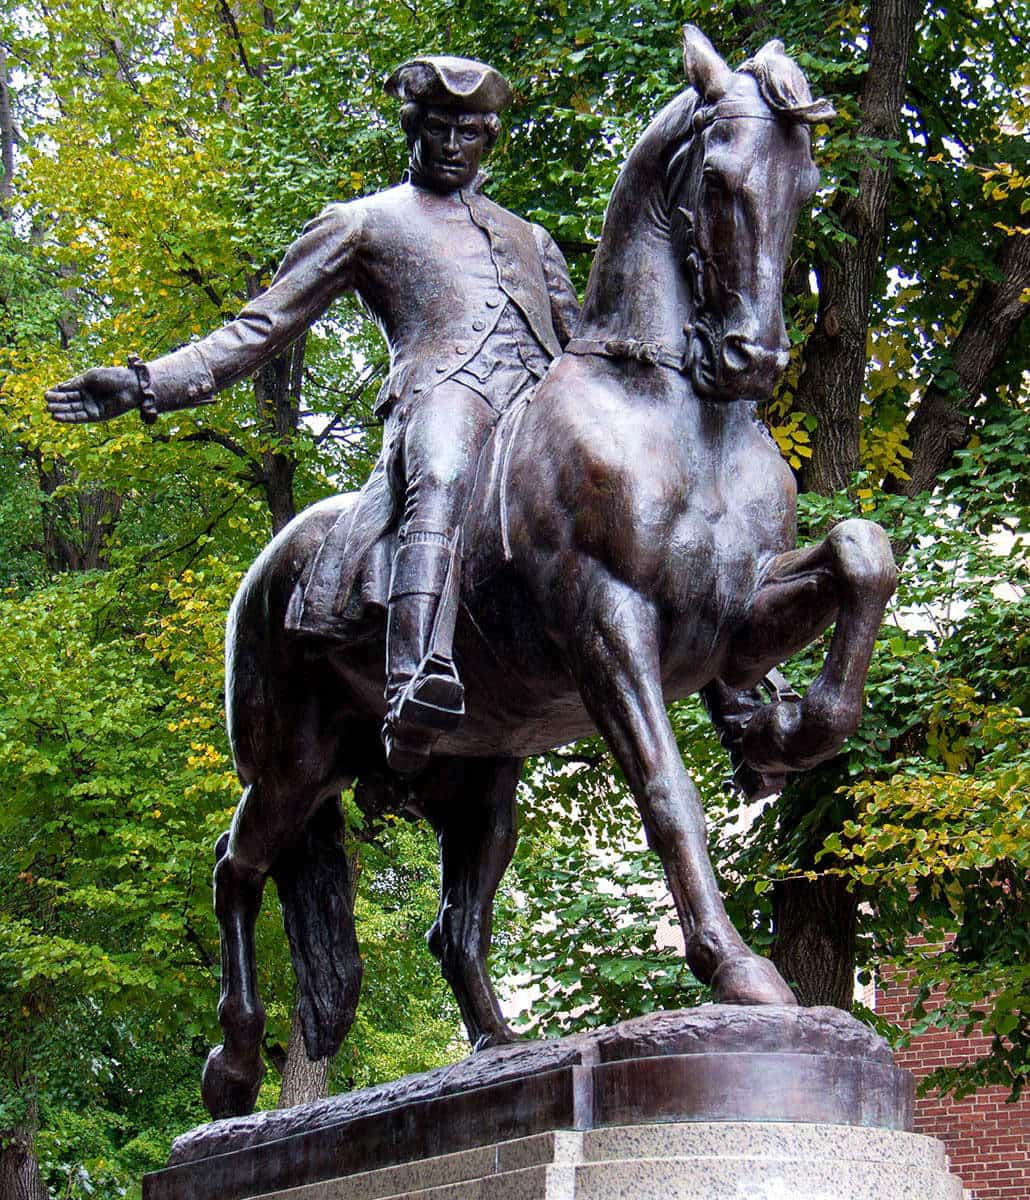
[577,93,698,347]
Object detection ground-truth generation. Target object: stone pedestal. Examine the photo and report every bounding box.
[143,1007,965,1200]
[237,1123,962,1200]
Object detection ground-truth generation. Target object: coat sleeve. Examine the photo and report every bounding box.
[533,225,580,349]
[146,203,362,410]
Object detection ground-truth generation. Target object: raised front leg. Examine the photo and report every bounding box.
[569,579,796,1006]
[418,756,522,1050]
[723,518,897,775]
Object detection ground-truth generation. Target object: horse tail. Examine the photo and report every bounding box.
[272,795,362,1061]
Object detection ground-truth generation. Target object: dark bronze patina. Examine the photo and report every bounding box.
[47,28,897,1125]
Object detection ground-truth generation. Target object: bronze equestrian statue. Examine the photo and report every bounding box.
[47,28,896,1122]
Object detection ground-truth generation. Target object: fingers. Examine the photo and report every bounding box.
[45,389,97,423]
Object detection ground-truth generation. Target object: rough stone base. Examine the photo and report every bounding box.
[144,1008,921,1200]
[247,1122,964,1200]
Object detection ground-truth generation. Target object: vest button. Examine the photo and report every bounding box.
[455,343,468,354]
[472,319,486,332]
[486,295,501,308]
[435,363,448,373]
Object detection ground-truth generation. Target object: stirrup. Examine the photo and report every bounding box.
[393,652,465,733]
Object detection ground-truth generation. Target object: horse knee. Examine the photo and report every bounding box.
[829,519,897,600]
[639,776,705,858]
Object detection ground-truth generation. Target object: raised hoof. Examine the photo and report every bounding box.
[710,953,798,1006]
[472,1027,520,1052]
[728,760,787,802]
[201,1044,265,1119]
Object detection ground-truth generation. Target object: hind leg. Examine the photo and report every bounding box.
[203,775,329,1119]
[417,756,522,1050]
[723,518,896,776]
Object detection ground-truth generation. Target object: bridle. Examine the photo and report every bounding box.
[566,101,786,392]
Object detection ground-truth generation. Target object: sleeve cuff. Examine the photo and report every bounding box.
[146,344,218,411]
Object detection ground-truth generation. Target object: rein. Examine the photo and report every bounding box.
[563,112,761,384]
[565,337,687,373]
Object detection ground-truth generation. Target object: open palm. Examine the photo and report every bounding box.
[45,367,141,424]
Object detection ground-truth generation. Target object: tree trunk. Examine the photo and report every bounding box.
[771,0,921,1008]
[277,993,330,1108]
[37,457,122,572]
[795,0,921,494]
[0,1086,48,1200]
[771,875,858,1010]
[896,228,1030,498]
[0,46,15,216]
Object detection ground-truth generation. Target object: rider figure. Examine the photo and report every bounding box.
[46,56,579,774]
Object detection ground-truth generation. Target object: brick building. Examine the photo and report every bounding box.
[874,974,1029,1199]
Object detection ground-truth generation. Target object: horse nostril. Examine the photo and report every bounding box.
[722,336,752,373]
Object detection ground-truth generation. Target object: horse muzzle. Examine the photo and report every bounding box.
[688,326,789,400]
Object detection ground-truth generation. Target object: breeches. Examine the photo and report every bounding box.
[388,381,500,541]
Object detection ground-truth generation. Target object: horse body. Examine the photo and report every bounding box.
[202,31,897,1121]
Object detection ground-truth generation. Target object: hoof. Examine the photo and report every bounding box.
[710,953,797,1006]
[472,1027,520,1052]
[202,1045,265,1119]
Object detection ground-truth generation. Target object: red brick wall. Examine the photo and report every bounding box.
[875,976,1029,1199]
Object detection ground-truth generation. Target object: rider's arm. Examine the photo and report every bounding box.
[145,203,363,412]
[533,225,580,350]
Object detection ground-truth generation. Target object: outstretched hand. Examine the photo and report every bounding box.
[45,367,142,424]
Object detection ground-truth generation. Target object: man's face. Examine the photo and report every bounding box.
[410,108,490,191]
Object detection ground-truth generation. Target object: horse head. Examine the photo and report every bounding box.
[671,28,835,401]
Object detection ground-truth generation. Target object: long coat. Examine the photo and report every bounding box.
[145,177,580,416]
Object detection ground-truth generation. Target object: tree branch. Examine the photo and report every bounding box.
[890,229,1030,497]
[179,428,253,462]
[215,0,258,79]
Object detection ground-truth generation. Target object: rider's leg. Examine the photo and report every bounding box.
[383,382,496,772]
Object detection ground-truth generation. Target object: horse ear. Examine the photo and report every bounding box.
[682,26,733,103]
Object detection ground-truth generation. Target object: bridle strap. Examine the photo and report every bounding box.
[565,337,687,373]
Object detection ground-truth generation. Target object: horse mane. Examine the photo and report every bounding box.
[662,42,833,202]
[738,40,836,125]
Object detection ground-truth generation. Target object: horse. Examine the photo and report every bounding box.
[201,27,896,1120]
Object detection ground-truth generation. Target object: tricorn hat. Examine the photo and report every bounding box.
[384,56,513,113]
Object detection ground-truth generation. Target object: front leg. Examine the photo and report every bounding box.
[724,518,897,775]
[568,578,795,1006]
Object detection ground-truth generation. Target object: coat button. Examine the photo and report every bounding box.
[455,343,468,354]
[435,363,448,373]
[486,294,501,308]
[472,318,486,331]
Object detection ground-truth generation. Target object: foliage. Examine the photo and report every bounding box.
[0,0,1028,1194]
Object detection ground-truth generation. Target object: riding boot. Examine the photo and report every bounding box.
[382,532,465,774]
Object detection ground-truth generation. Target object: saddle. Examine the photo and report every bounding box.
[283,393,530,640]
